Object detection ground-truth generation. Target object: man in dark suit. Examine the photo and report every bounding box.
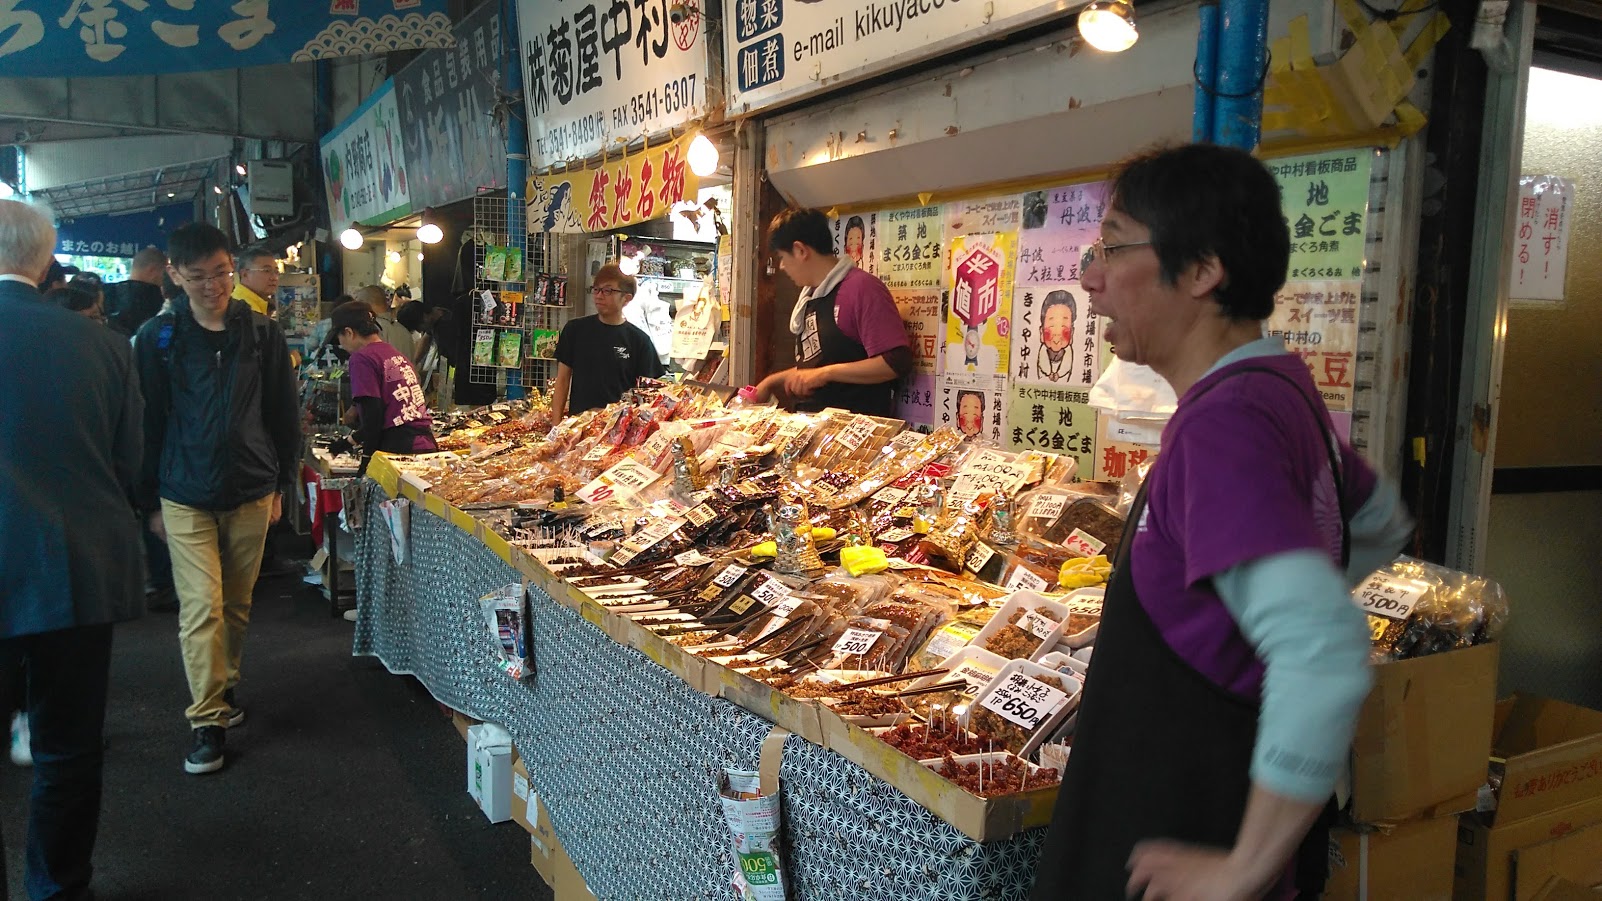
[0,199,145,901]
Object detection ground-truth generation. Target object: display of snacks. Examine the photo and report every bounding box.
[971,592,1070,661]
[1355,557,1509,662]
[927,752,1062,798]
[873,722,990,759]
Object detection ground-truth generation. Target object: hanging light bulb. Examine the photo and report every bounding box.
[1078,0,1138,52]
[417,252,425,262]
[688,133,719,177]
[618,253,641,276]
[416,207,443,244]
[387,250,402,263]
[340,224,364,250]
[213,185,223,195]
[235,163,247,177]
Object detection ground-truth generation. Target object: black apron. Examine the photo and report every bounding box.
[1030,366,1346,900]
[792,284,896,416]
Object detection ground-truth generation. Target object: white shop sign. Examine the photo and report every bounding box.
[517,0,711,168]
[724,0,1071,114]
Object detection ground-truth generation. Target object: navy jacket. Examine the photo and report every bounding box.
[133,297,300,512]
[0,279,145,639]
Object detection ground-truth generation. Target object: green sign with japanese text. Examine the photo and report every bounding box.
[1266,149,1374,281]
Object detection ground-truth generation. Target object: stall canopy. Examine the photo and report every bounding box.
[54,202,194,258]
[0,1,454,76]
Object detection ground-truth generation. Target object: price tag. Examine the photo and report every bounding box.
[1019,610,1059,640]
[736,481,763,497]
[891,430,924,452]
[1006,567,1051,593]
[1352,573,1430,621]
[885,558,921,570]
[698,584,726,602]
[728,594,757,616]
[488,411,507,423]
[674,549,715,567]
[831,628,882,657]
[1027,493,1068,521]
[1064,529,1108,558]
[775,417,810,441]
[685,504,717,528]
[575,459,663,504]
[582,443,612,463]
[712,564,749,588]
[751,576,791,606]
[638,430,675,462]
[949,660,999,692]
[965,543,998,574]
[872,486,908,505]
[922,629,972,666]
[770,594,807,619]
[877,527,915,544]
[980,671,1069,730]
[837,415,881,450]
[811,481,839,499]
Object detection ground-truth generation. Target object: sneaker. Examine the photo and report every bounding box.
[222,688,245,728]
[9,712,30,767]
[342,608,358,622]
[184,726,226,774]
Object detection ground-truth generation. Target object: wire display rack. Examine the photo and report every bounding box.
[469,195,534,389]
[521,230,572,393]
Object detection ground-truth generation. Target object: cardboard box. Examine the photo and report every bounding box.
[528,799,597,901]
[1528,878,1602,901]
[510,758,539,837]
[1350,642,1499,823]
[449,708,479,742]
[466,723,514,824]
[1455,695,1602,900]
[1327,816,1457,900]
[1513,823,1602,899]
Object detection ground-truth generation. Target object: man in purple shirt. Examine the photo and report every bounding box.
[1030,145,1410,901]
[753,208,912,416]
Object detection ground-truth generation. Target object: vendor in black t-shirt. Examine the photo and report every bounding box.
[550,263,665,418]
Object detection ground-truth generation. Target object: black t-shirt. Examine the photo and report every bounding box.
[105,280,165,336]
[555,315,664,414]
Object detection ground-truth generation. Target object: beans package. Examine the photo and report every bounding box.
[1355,557,1509,662]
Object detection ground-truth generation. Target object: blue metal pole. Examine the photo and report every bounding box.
[1193,0,1220,143]
[503,0,529,400]
[1214,0,1270,151]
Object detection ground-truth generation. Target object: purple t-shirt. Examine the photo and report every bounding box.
[1132,353,1377,698]
[831,268,911,357]
[350,340,435,451]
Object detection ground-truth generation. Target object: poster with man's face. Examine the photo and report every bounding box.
[940,374,1006,445]
[1008,285,1102,389]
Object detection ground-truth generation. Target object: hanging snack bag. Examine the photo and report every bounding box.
[471,328,496,366]
[717,768,789,901]
[478,582,532,680]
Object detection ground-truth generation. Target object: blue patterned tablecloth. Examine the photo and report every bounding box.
[350,483,1046,900]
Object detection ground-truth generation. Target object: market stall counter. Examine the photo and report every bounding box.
[304,445,361,616]
[350,473,1050,900]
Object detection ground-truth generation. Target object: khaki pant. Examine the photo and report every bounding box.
[163,496,273,729]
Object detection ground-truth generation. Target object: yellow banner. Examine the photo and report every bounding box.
[527,134,701,234]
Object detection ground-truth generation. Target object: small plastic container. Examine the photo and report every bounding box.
[969,591,1071,661]
[960,658,1083,758]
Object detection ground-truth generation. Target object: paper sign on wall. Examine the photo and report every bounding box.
[1509,175,1573,304]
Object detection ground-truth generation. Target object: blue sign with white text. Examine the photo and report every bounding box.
[0,0,453,77]
[55,203,193,258]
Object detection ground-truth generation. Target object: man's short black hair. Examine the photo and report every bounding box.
[235,243,275,270]
[167,223,232,270]
[767,208,834,256]
[1110,143,1290,322]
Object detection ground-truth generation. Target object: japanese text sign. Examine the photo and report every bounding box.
[517,0,710,168]
[1265,279,1361,411]
[0,1,451,76]
[1016,181,1108,287]
[945,233,1014,377]
[877,205,944,289]
[1509,175,1573,304]
[394,1,508,209]
[1006,385,1096,478]
[320,79,412,226]
[526,132,700,233]
[1266,149,1373,280]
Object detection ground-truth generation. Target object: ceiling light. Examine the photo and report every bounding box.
[417,206,443,244]
[618,254,641,276]
[166,192,176,198]
[688,133,719,178]
[417,252,425,262]
[235,163,247,177]
[1078,0,1138,52]
[387,250,401,263]
[339,224,364,250]
[213,185,223,195]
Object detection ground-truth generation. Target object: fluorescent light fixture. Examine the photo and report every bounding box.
[1078,0,1138,52]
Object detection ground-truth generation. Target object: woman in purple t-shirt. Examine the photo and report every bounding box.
[331,301,438,466]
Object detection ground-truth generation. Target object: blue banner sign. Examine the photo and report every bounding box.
[0,1,453,77]
[55,203,193,257]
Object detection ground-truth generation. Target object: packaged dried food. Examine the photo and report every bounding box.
[926,752,1062,797]
[871,722,989,759]
[1355,557,1509,661]
[960,659,1082,756]
[1017,492,1126,561]
[901,646,1007,723]
[973,592,1069,661]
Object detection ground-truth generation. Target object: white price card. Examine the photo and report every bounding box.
[872,486,908,505]
[575,459,663,504]
[1064,529,1107,558]
[891,430,925,452]
[582,442,612,463]
[921,629,970,665]
[965,543,998,574]
[769,594,808,619]
[712,564,749,588]
[885,558,921,571]
[1019,610,1059,641]
[685,504,717,528]
[980,671,1069,729]
[1026,494,1067,521]
[837,414,882,451]
[831,628,883,657]
[1352,573,1430,621]
[877,527,915,544]
[751,576,791,607]
[1006,567,1051,593]
[674,549,716,567]
[949,660,999,692]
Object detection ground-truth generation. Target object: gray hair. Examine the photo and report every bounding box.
[0,199,56,279]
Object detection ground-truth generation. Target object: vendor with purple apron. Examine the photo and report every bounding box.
[1029,145,1413,900]
[753,208,913,416]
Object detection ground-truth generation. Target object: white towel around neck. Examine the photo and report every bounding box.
[788,257,857,334]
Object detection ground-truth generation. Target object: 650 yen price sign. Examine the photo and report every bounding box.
[980,672,1069,729]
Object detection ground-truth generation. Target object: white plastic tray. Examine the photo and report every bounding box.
[959,658,1083,759]
[968,591,1071,662]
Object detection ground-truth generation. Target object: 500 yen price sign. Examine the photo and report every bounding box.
[980,672,1069,730]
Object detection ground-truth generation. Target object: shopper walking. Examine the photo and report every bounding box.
[1028,145,1412,901]
[134,223,300,775]
[106,246,167,335]
[0,198,146,901]
[231,243,280,316]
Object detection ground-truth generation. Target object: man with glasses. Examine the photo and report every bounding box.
[133,223,300,776]
[549,262,664,418]
[232,244,280,316]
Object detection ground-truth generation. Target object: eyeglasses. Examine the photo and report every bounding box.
[1080,239,1154,274]
[241,267,278,275]
[590,286,626,298]
[177,269,236,287]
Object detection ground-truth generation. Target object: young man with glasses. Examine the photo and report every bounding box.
[132,223,300,775]
[232,244,280,316]
[549,262,664,418]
